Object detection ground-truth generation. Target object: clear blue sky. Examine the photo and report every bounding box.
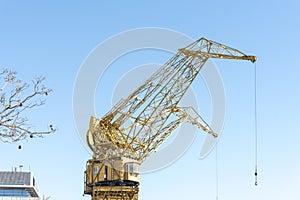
[0,1,299,199]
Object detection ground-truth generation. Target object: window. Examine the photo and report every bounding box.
[125,163,140,176]
[0,189,30,197]
[92,166,100,175]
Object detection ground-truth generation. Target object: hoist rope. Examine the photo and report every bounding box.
[254,62,258,186]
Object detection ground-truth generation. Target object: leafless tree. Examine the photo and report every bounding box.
[0,69,56,143]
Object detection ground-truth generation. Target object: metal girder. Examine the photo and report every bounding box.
[87,37,256,163]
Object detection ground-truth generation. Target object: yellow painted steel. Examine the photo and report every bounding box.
[84,38,256,200]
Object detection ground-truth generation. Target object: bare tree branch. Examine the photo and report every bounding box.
[0,69,56,143]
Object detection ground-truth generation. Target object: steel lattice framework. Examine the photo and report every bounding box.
[85,37,256,200]
[87,38,256,162]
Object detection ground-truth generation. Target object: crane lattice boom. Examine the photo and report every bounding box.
[87,37,256,162]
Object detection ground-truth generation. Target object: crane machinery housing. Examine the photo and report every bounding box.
[83,37,256,200]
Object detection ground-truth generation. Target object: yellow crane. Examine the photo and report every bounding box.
[83,38,256,200]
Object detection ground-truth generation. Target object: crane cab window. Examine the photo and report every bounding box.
[125,163,139,177]
[92,166,100,175]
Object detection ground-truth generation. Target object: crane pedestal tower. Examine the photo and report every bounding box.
[83,38,256,200]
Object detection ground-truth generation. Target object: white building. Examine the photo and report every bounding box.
[0,170,40,200]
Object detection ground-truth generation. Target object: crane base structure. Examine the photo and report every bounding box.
[90,185,138,200]
[83,38,256,200]
[84,158,140,200]
[86,179,138,200]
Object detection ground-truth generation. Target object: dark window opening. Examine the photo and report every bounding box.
[104,166,108,181]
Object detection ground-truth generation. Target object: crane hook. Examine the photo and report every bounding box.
[254,167,258,186]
